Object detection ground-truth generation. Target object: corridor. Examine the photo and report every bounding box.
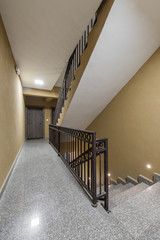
[0,140,132,240]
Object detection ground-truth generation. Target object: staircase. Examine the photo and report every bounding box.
[49,125,160,238]
[54,0,114,126]
[100,177,160,239]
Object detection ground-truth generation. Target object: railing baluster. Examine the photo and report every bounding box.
[76,45,78,69]
[74,49,76,73]
[99,153,102,195]
[71,133,73,164]
[91,19,93,28]
[91,133,97,207]
[81,35,83,53]
[76,137,78,174]
[69,133,70,164]
[104,139,108,211]
[84,30,86,49]
[84,141,86,184]
[78,137,80,177]
[78,40,80,66]
[88,142,90,189]
[80,138,82,181]
[87,25,89,36]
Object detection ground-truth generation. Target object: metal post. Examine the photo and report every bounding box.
[104,139,108,211]
[91,132,97,207]
[58,127,60,156]
[64,80,66,100]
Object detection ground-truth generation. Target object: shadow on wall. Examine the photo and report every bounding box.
[87,48,160,182]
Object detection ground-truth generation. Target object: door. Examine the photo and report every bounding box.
[51,108,55,124]
[26,107,44,139]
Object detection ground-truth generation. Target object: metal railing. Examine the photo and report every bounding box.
[49,125,108,211]
[54,13,97,125]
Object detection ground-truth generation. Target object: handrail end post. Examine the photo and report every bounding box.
[92,132,97,208]
[104,138,108,212]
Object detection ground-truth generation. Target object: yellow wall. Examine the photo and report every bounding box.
[24,96,57,138]
[87,48,160,182]
[45,108,51,138]
[23,86,60,98]
[0,17,25,191]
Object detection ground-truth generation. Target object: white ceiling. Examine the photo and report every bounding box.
[62,0,160,130]
[0,0,102,90]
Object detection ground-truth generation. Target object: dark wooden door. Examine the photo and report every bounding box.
[27,107,44,139]
[51,108,55,124]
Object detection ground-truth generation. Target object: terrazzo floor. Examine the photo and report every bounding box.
[0,139,159,239]
[0,139,134,240]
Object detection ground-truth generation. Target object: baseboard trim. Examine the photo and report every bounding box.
[0,141,25,199]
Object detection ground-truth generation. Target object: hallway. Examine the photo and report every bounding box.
[0,140,133,240]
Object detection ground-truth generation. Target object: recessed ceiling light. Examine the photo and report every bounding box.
[108,173,111,177]
[35,79,44,85]
[31,217,39,228]
[147,164,151,169]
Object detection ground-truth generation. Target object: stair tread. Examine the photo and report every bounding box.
[93,204,135,240]
[109,184,120,191]
[112,182,160,239]
[110,182,148,209]
[109,183,134,199]
[137,218,160,240]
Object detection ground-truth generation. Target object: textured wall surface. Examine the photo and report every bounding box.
[0,17,25,191]
[87,48,160,182]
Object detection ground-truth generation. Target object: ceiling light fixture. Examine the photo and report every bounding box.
[108,173,111,177]
[35,79,44,85]
[31,217,40,228]
[147,164,151,169]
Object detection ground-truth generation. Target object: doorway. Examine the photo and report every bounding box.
[26,107,44,139]
[51,108,55,124]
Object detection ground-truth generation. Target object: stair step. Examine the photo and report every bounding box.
[111,182,160,239]
[109,184,120,191]
[93,204,135,240]
[109,183,123,194]
[109,183,134,200]
[110,182,148,209]
[136,218,160,240]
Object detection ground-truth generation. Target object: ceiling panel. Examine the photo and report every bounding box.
[0,0,102,90]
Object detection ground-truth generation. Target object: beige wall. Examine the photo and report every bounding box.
[24,96,57,138]
[45,108,51,138]
[23,86,60,98]
[0,16,25,191]
[87,48,160,182]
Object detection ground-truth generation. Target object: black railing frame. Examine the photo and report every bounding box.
[49,125,109,211]
[53,13,98,125]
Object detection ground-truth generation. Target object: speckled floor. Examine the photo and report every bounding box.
[0,139,134,240]
[0,139,159,240]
